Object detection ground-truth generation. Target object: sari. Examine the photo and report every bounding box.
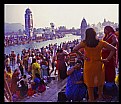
[102,32,118,82]
[65,67,87,101]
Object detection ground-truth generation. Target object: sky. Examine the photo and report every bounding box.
[4,4,119,29]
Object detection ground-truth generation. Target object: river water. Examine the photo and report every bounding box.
[4,34,81,55]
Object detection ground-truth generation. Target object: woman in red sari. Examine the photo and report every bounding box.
[56,48,68,80]
[102,26,118,83]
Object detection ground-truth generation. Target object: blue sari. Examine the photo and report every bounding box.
[65,67,87,101]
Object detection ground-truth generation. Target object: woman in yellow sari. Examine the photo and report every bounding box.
[32,58,41,80]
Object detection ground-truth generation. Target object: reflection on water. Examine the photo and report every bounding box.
[4,34,81,55]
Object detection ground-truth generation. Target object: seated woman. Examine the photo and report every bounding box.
[31,73,41,96]
[11,69,20,95]
[5,66,13,88]
[65,60,87,102]
[17,80,28,98]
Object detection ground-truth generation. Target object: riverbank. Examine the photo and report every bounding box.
[4,35,65,48]
[4,34,81,55]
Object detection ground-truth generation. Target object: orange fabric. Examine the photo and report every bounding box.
[27,88,35,96]
[80,40,108,87]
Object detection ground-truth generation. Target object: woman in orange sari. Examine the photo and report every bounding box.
[73,28,116,102]
[11,69,20,95]
[102,26,118,83]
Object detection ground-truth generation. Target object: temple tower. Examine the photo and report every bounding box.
[25,8,33,39]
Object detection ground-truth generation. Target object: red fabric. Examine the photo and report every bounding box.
[56,53,67,75]
[16,91,20,98]
[11,73,19,94]
[27,88,35,96]
[38,84,46,93]
[102,33,116,82]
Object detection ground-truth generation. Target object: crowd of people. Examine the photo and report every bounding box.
[70,27,118,102]
[4,38,80,102]
[4,26,119,102]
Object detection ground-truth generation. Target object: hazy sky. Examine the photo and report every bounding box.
[5,4,119,29]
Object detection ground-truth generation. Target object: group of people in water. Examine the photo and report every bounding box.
[4,25,119,102]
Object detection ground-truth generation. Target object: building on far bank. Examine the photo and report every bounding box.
[50,23,55,34]
[80,18,88,40]
[25,8,33,39]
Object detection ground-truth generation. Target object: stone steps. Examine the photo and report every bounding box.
[17,76,67,102]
